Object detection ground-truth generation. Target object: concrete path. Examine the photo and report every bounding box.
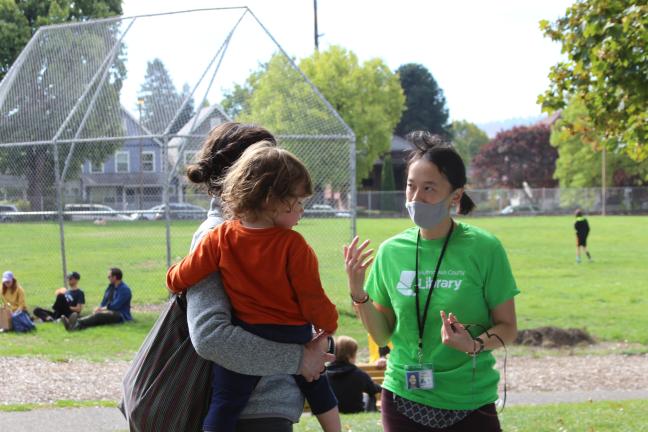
[0,406,128,432]
[1,391,647,432]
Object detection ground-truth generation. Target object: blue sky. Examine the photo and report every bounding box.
[122,0,573,124]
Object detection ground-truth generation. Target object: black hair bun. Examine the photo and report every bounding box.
[186,164,207,184]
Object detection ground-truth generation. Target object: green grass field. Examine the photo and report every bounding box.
[2,215,647,359]
[293,399,648,432]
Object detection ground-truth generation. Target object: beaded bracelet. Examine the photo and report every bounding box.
[350,292,370,305]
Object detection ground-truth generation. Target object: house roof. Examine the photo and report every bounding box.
[170,104,231,139]
[167,104,232,167]
[373,135,411,166]
[120,107,164,147]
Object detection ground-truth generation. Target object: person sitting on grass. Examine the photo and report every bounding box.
[2,271,27,313]
[326,335,382,414]
[62,267,131,331]
[33,271,85,322]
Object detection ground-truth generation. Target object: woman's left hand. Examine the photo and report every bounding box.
[440,311,475,353]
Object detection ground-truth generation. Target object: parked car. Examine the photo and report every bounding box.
[64,204,132,221]
[306,204,352,218]
[499,203,540,215]
[0,204,19,222]
[131,203,207,221]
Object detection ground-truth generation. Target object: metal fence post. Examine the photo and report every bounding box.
[53,142,68,287]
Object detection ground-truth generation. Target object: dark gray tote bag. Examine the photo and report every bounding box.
[120,294,211,432]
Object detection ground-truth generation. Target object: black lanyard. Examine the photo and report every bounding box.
[414,221,454,361]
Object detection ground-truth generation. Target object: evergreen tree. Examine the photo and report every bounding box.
[395,63,450,137]
[174,83,195,134]
[139,58,192,135]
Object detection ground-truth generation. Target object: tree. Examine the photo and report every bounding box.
[395,63,450,137]
[0,0,122,80]
[0,0,31,80]
[223,46,405,184]
[221,69,261,119]
[539,0,648,161]
[551,97,648,188]
[139,58,193,135]
[0,0,124,210]
[472,124,557,188]
[380,155,397,211]
[224,54,350,190]
[450,120,489,166]
[299,47,405,183]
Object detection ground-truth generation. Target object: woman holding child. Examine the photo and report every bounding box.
[173,123,336,432]
[344,131,520,431]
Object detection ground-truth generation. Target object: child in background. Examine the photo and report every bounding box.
[327,335,381,414]
[167,142,340,432]
[574,209,592,263]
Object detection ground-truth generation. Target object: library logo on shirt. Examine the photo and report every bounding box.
[396,271,416,296]
[396,270,465,297]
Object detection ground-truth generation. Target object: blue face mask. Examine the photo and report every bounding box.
[405,197,451,230]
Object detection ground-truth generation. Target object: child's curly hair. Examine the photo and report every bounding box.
[219,141,313,220]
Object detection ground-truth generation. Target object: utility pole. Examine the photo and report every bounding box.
[314,0,319,51]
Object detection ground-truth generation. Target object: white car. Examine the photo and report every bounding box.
[306,204,352,218]
[64,204,131,221]
[131,203,207,221]
[0,204,18,222]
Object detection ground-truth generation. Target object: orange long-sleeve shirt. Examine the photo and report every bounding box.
[166,220,338,333]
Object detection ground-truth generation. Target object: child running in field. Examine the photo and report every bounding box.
[167,141,340,432]
[574,209,592,263]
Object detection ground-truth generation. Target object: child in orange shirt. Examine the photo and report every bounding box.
[167,141,340,432]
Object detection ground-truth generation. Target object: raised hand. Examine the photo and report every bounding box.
[343,236,374,295]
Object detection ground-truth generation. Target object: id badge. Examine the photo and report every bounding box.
[404,363,434,391]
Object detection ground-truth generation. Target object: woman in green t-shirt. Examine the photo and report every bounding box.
[344,131,519,431]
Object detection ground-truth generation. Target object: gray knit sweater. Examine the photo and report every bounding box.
[185,198,305,423]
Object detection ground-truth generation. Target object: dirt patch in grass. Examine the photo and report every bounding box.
[515,326,595,348]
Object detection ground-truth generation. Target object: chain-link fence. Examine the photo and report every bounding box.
[0,8,355,308]
[357,187,648,217]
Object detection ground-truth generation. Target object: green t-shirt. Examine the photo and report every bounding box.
[364,221,520,410]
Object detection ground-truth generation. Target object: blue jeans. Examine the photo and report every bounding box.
[203,318,337,432]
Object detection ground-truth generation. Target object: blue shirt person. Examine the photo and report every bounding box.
[62,267,132,331]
